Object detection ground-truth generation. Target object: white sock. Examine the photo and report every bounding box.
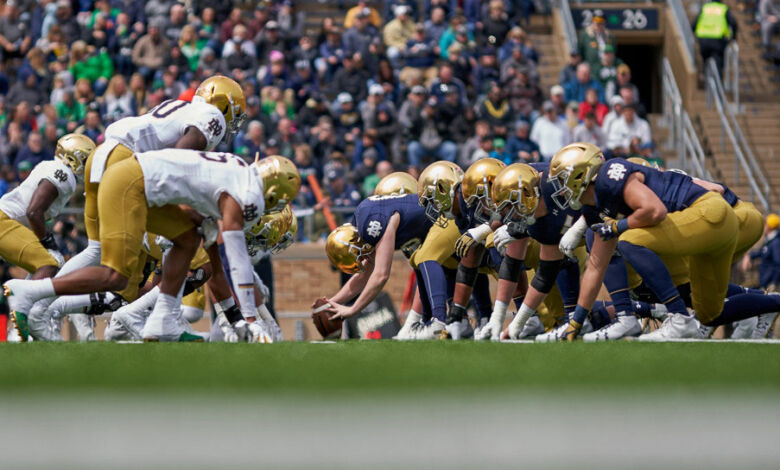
[516,303,535,324]
[50,294,91,316]
[151,293,178,317]
[29,279,56,302]
[127,286,160,314]
[493,301,508,319]
[54,240,101,277]
[404,310,421,326]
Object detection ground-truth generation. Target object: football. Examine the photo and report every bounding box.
[312,297,342,338]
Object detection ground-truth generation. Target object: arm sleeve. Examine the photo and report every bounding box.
[221,230,257,319]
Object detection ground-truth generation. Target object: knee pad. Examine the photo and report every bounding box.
[498,256,524,282]
[531,259,564,294]
[455,264,478,287]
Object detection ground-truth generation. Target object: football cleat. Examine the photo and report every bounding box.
[112,306,151,341]
[412,319,446,340]
[4,280,36,341]
[103,316,132,341]
[516,315,545,339]
[142,310,186,342]
[394,311,422,340]
[731,317,757,339]
[638,313,698,341]
[28,298,57,341]
[443,318,473,340]
[651,303,670,321]
[70,314,95,341]
[582,313,641,342]
[751,312,779,339]
[535,322,573,342]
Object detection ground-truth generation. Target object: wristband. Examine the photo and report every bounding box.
[616,218,630,234]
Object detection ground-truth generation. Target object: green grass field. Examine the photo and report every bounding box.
[2,341,779,394]
[3,341,780,468]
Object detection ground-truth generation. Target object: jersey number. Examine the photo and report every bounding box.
[198,152,247,167]
[151,100,188,118]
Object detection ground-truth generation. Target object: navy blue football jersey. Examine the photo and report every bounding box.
[505,162,581,245]
[454,184,480,233]
[351,194,433,254]
[584,158,707,225]
[529,162,582,245]
[718,183,739,207]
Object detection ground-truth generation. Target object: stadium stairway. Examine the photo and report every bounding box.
[681,0,780,209]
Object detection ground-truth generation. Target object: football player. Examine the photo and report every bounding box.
[473,162,585,341]
[25,76,247,338]
[0,134,96,337]
[548,143,739,341]
[4,149,278,342]
[321,183,436,334]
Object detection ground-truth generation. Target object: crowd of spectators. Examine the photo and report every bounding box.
[0,0,656,241]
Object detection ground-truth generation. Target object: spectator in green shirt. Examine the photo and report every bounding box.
[362,160,393,196]
[179,25,205,73]
[56,90,86,130]
[68,41,114,97]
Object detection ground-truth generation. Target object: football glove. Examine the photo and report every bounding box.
[507,305,535,340]
[182,267,207,296]
[235,320,272,343]
[492,224,517,251]
[591,218,629,241]
[475,303,506,341]
[454,224,492,258]
[216,312,240,343]
[559,216,587,259]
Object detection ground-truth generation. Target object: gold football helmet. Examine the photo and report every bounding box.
[55,133,96,177]
[548,142,604,210]
[461,158,506,223]
[627,156,652,168]
[326,224,375,274]
[492,163,541,226]
[254,155,301,213]
[417,161,464,225]
[374,171,417,196]
[194,76,247,139]
[272,212,298,254]
[247,205,294,254]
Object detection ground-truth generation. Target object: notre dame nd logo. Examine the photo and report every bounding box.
[243,203,259,223]
[207,118,223,137]
[53,169,68,182]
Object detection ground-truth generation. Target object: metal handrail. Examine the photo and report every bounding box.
[723,42,741,113]
[661,58,712,179]
[559,0,578,55]
[667,0,696,69]
[705,59,771,212]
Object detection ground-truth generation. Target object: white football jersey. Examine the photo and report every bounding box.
[0,159,76,227]
[135,149,264,231]
[104,99,226,152]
